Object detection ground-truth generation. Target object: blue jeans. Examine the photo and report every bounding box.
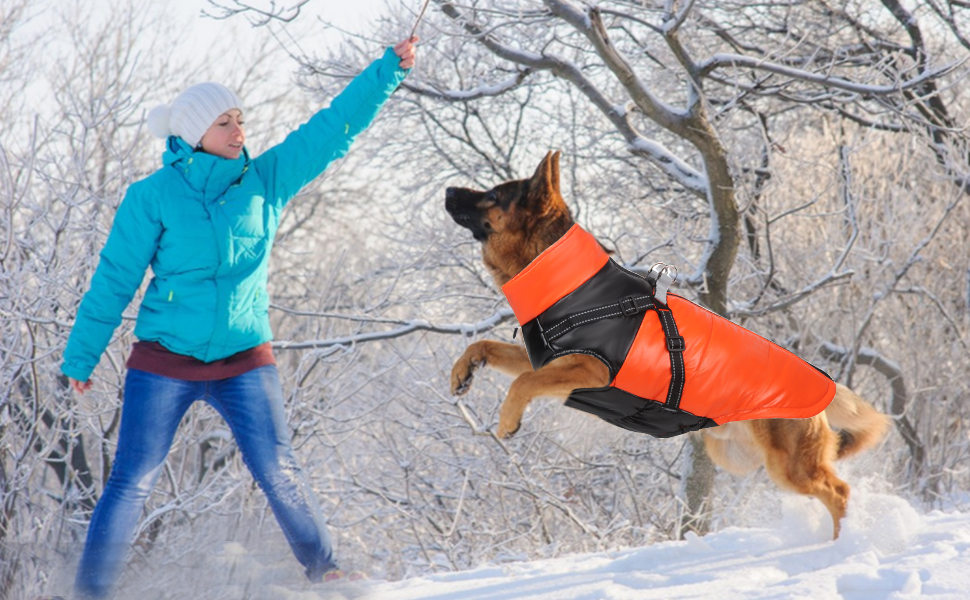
[74,366,334,599]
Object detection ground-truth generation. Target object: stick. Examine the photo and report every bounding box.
[410,0,431,38]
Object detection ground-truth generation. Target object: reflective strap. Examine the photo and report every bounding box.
[655,306,686,410]
[541,295,655,343]
[537,294,687,410]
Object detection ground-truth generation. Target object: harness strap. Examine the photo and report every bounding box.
[655,306,686,410]
[539,294,687,410]
[542,295,655,342]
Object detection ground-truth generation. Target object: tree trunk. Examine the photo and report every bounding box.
[679,433,718,537]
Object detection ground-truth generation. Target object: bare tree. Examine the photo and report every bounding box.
[283,0,969,538]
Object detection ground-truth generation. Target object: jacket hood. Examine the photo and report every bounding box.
[162,135,251,196]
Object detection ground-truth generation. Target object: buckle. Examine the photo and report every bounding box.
[666,335,687,352]
[619,296,638,316]
[647,263,678,305]
[645,263,665,286]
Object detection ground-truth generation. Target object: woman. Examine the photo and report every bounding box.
[61,38,417,599]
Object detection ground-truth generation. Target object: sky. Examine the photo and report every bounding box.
[171,0,389,31]
[165,0,398,54]
[34,0,402,74]
[11,0,419,144]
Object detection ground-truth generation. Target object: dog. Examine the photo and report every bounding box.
[445,151,890,539]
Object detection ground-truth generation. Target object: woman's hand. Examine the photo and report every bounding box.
[394,37,418,69]
[70,377,93,395]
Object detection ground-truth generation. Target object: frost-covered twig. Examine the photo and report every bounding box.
[273,307,515,351]
[818,342,925,478]
[730,270,854,318]
[437,0,709,198]
[203,0,310,25]
[401,70,534,102]
[701,53,965,96]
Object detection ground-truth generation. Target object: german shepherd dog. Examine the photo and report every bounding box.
[445,151,889,538]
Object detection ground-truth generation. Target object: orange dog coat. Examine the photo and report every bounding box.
[502,224,836,438]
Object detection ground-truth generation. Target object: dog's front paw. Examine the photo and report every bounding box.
[496,419,522,439]
[451,344,487,395]
[451,359,482,396]
[496,404,524,439]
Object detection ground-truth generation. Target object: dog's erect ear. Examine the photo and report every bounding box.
[528,151,562,202]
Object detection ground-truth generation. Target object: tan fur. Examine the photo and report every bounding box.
[451,341,609,437]
[702,413,852,537]
[446,152,890,539]
[825,383,891,459]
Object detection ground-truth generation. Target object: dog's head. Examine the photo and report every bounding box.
[445,151,574,286]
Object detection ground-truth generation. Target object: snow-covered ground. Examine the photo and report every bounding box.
[364,499,968,600]
[144,488,968,600]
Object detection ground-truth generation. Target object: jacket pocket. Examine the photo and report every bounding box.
[253,288,269,317]
[165,286,188,342]
[136,278,182,343]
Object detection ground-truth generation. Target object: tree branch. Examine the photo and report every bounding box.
[818,342,925,478]
[700,53,964,96]
[273,308,515,352]
[438,0,708,195]
[401,69,534,102]
[203,0,310,25]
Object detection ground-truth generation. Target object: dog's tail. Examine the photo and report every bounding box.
[825,383,891,460]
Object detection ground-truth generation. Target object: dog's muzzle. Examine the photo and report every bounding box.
[445,188,489,240]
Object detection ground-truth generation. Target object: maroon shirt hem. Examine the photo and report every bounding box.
[126,341,276,381]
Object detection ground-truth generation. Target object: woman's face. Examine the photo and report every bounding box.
[199,109,245,159]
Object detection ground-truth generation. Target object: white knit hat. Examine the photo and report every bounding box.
[147,82,243,148]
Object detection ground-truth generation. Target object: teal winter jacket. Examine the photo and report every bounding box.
[61,48,408,382]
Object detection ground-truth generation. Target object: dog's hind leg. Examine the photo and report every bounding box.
[754,418,850,539]
[768,456,850,539]
[702,423,763,476]
[451,340,533,395]
[496,354,609,438]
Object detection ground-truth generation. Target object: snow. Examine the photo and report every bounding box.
[627,137,708,195]
[361,494,967,600]
[116,489,969,600]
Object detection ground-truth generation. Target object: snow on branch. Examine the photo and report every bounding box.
[628,137,708,196]
[272,307,515,352]
[401,70,534,102]
[661,0,698,36]
[701,53,966,96]
[438,0,708,198]
[818,341,925,475]
[730,270,855,318]
[545,0,686,130]
[437,2,547,66]
[203,0,310,25]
